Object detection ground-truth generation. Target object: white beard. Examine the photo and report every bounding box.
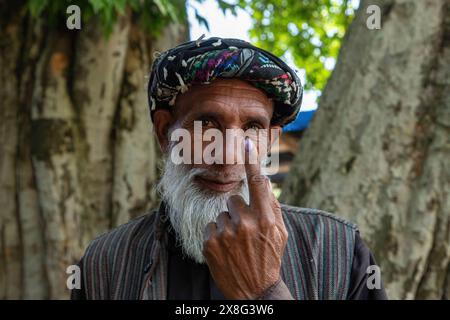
[157,158,250,264]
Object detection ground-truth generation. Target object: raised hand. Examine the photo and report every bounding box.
[202,137,289,299]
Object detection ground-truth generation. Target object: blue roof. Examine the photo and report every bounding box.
[282,109,316,132]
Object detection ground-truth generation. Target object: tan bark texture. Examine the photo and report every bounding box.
[0,3,188,299]
[281,0,450,299]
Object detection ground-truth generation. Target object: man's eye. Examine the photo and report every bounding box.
[200,119,216,128]
[246,123,262,131]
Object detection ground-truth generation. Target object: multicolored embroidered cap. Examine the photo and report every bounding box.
[148,37,303,126]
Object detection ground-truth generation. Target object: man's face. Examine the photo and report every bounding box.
[155,78,279,193]
[154,78,280,263]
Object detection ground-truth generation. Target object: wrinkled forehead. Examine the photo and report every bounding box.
[173,79,274,121]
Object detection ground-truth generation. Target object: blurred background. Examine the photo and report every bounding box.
[0,0,448,299]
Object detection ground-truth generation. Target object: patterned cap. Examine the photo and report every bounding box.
[148,36,303,126]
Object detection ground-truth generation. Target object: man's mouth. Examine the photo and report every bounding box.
[195,176,242,193]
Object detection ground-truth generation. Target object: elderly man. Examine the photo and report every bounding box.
[72,37,387,300]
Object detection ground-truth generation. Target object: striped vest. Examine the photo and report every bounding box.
[80,202,358,299]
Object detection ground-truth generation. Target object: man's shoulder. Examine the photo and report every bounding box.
[280,203,358,231]
[279,204,360,300]
[77,209,159,299]
[82,208,158,261]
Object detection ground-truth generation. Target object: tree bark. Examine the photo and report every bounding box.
[0,3,188,299]
[282,0,450,299]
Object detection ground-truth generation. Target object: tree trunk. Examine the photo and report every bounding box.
[281,0,450,299]
[0,3,188,299]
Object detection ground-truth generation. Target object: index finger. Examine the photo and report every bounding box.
[244,137,269,208]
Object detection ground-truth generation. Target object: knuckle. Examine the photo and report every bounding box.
[203,236,217,250]
[271,197,281,211]
[281,228,289,241]
[203,223,216,238]
[260,216,276,230]
[250,174,268,186]
[227,194,245,208]
[217,211,228,219]
[237,218,256,234]
[218,227,234,241]
[227,194,240,203]
[206,221,215,228]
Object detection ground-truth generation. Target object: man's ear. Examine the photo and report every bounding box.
[153,109,174,152]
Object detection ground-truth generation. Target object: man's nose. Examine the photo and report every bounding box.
[202,129,244,165]
[221,129,245,165]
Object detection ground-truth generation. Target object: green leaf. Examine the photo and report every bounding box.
[231,0,357,91]
[194,8,210,31]
[153,0,168,15]
[217,0,237,16]
[88,0,105,14]
[114,0,128,14]
[27,0,49,17]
